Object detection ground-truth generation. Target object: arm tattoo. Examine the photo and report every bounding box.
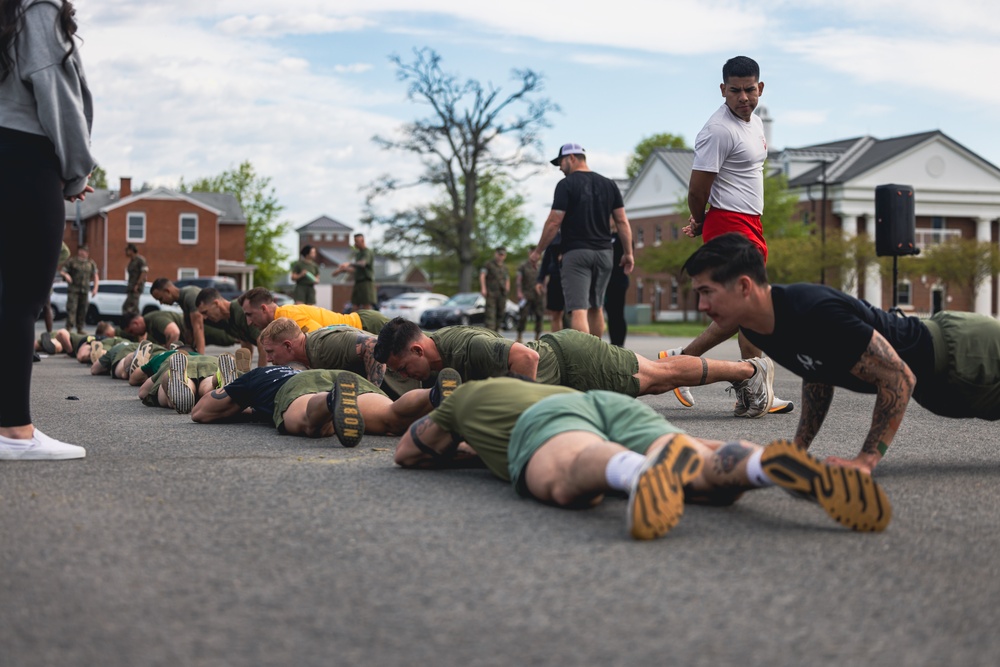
[358,335,386,387]
[210,389,229,400]
[850,331,914,457]
[794,382,834,448]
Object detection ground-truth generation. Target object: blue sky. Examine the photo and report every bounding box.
[80,0,999,253]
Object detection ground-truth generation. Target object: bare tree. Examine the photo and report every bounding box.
[365,48,558,291]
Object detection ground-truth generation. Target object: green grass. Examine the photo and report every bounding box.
[529,318,715,338]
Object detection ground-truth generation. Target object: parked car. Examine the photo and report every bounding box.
[50,281,181,324]
[381,292,450,323]
[419,292,518,330]
[174,276,243,301]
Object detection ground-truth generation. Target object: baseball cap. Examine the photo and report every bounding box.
[550,143,586,165]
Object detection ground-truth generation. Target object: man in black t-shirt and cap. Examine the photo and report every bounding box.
[529,143,634,338]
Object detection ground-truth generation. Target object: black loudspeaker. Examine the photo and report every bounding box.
[875,184,917,256]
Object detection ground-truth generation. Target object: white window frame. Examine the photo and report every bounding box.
[127,212,146,243]
[897,279,912,307]
[177,267,199,280]
[179,213,198,244]
[635,228,645,248]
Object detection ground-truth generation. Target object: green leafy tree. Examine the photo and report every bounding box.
[917,238,1000,304]
[365,47,558,292]
[88,164,107,189]
[636,232,701,321]
[403,173,532,293]
[625,133,687,179]
[180,161,291,288]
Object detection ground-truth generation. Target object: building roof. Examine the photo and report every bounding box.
[296,215,353,233]
[780,130,998,188]
[64,186,245,224]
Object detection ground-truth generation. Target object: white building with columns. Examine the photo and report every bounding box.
[623,129,1000,318]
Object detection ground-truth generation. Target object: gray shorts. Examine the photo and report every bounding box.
[560,248,613,311]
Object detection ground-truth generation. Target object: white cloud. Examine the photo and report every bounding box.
[333,63,375,74]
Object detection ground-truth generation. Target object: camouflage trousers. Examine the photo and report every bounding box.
[65,289,89,332]
[484,291,507,332]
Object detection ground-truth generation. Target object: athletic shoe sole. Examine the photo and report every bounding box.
[167,352,195,415]
[218,353,238,387]
[760,440,892,532]
[234,348,252,373]
[90,344,107,364]
[627,434,704,540]
[769,399,795,414]
[673,387,694,408]
[129,340,153,376]
[658,350,695,407]
[330,372,364,448]
[432,367,462,407]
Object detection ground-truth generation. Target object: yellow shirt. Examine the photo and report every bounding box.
[275,305,362,333]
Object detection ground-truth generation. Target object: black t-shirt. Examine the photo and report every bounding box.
[551,171,623,252]
[740,284,935,394]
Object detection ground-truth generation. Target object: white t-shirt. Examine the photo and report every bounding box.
[691,104,767,215]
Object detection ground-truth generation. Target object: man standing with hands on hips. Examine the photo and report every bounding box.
[530,143,634,338]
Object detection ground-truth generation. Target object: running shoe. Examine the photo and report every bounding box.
[430,368,462,407]
[627,434,703,540]
[217,353,238,388]
[659,348,694,408]
[129,340,153,376]
[729,357,774,418]
[760,439,892,532]
[167,352,195,414]
[328,372,364,448]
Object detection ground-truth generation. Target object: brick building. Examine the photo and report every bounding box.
[63,177,254,288]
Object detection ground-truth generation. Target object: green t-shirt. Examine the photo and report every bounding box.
[178,285,201,328]
[225,299,261,346]
[429,378,577,482]
[429,326,513,381]
[352,247,375,284]
[292,259,319,285]
[144,310,184,345]
[305,326,365,374]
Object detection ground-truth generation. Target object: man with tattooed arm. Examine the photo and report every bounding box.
[683,233,1000,474]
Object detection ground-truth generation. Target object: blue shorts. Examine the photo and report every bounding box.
[223,366,300,416]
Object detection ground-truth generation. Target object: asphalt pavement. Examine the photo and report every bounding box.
[3,322,999,666]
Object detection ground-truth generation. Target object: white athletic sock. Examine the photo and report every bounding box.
[745,448,774,487]
[605,450,647,492]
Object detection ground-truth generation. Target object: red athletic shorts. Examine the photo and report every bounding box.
[702,208,768,263]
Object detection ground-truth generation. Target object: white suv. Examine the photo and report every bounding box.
[50,281,180,324]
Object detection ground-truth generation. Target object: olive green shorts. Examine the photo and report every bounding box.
[272,370,385,431]
[922,311,1000,419]
[508,391,684,497]
[541,329,641,396]
[143,354,218,407]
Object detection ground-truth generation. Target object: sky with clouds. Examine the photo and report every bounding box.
[78,0,999,252]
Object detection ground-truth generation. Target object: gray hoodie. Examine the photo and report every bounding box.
[0,0,94,196]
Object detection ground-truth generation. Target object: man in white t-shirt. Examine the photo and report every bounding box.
[667,56,793,417]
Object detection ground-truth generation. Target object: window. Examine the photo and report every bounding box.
[178,268,198,279]
[179,214,198,244]
[636,278,644,304]
[636,228,645,248]
[312,233,322,242]
[325,233,333,241]
[654,225,662,246]
[671,226,679,241]
[670,278,679,308]
[897,279,912,307]
[127,212,146,242]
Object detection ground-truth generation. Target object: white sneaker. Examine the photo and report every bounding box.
[659,347,695,407]
[0,428,86,460]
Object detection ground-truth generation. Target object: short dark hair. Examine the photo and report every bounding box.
[495,247,506,254]
[242,286,275,308]
[300,244,314,257]
[682,233,769,286]
[195,287,221,307]
[121,312,140,330]
[125,243,138,253]
[373,317,422,364]
[354,233,364,239]
[722,56,759,82]
[151,277,171,291]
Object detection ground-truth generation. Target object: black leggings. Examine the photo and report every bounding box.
[0,127,66,427]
